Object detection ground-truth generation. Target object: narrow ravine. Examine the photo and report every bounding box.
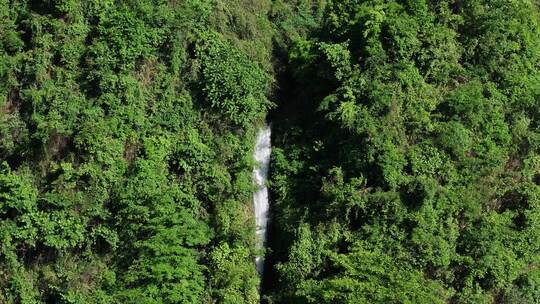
[253,124,272,276]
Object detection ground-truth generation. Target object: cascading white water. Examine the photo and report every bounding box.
[253,124,271,275]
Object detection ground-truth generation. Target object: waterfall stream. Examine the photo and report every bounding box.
[253,124,271,275]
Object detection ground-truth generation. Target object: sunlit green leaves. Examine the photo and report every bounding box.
[196,31,271,127]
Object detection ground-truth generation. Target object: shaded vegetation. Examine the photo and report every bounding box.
[266,0,540,303]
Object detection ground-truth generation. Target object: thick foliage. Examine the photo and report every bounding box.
[0,0,273,303]
[267,0,540,303]
[2,0,540,303]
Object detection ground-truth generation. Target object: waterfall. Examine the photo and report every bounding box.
[253,124,271,275]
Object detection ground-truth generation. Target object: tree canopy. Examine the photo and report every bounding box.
[1,0,540,303]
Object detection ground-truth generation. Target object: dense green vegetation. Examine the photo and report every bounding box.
[266,0,540,303]
[0,0,274,302]
[1,0,540,303]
